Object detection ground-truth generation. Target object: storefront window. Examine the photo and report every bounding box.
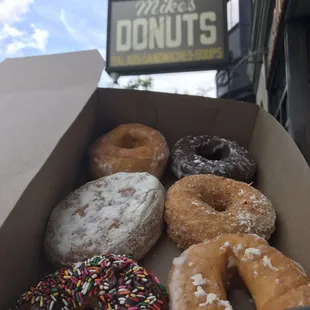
[227,0,240,31]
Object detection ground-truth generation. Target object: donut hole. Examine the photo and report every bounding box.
[196,140,230,161]
[116,134,145,149]
[201,194,230,212]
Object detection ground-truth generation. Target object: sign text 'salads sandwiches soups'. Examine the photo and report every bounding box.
[106,0,229,75]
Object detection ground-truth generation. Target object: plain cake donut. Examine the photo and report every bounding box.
[13,254,169,310]
[168,234,310,310]
[164,174,276,250]
[88,123,169,179]
[44,172,165,267]
[171,134,256,183]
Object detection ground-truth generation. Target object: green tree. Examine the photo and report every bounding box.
[125,76,153,90]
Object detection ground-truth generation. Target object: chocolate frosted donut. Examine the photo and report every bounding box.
[171,135,256,183]
[13,254,168,310]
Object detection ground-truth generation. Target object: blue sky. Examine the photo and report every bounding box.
[0,0,217,96]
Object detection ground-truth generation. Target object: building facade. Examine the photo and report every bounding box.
[216,0,255,103]
[248,0,310,164]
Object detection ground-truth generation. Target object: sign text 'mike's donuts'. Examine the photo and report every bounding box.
[116,1,217,51]
[106,0,229,75]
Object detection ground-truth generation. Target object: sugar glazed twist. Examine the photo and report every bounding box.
[168,234,310,310]
[13,254,168,310]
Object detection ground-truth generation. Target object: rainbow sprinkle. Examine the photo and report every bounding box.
[14,254,168,309]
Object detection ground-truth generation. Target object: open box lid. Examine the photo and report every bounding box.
[0,49,105,228]
[2,49,310,309]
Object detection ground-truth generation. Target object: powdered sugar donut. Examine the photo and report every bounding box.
[165,174,276,250]
[44,172,165,267]
[171,134,256,183]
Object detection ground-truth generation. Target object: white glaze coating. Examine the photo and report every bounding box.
[170,254,187,310]
[263,255,279,271]
[171,135,256,183]
[44,172,165,266]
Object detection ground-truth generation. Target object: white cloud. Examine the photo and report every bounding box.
[0,0,34,24]
[30,24,49,50]
[5,24,49,55]
[0,24,24,40]
[0,0,49,58]
[5,41,25,54]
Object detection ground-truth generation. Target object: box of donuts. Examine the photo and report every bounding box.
[1,49,310,310]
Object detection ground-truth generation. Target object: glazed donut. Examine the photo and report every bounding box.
[88,123,169,179]
[44,172,165,266]
[164,174,276,250]
[171,134,256,183]
[168,234,310,310]
[13,254,168,310]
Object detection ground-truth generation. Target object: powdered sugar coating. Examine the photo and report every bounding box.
[190,271,232,309]
[191,274,208,286]
[198,293,233,309]
[194,285,208,298]
[44,172,165,266]
[263,256,279,271]
[244,248,262,260]
[227,256,236,268]
[220,241,230,251]
[170,254,187,310]
[93,157,113,175]
[233,244,244,255]
[171,134,256,183]
[173,255,187,267]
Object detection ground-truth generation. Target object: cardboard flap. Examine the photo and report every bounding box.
[0,50,105,228]
[250,108,310,272]
[0,49,104,93]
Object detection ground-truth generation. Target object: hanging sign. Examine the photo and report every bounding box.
[106,0,229,75]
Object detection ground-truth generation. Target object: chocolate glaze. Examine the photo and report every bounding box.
[171,135,256,183]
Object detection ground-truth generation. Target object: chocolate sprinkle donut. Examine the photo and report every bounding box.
[170,135,256,183]
[13,254,168,310]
